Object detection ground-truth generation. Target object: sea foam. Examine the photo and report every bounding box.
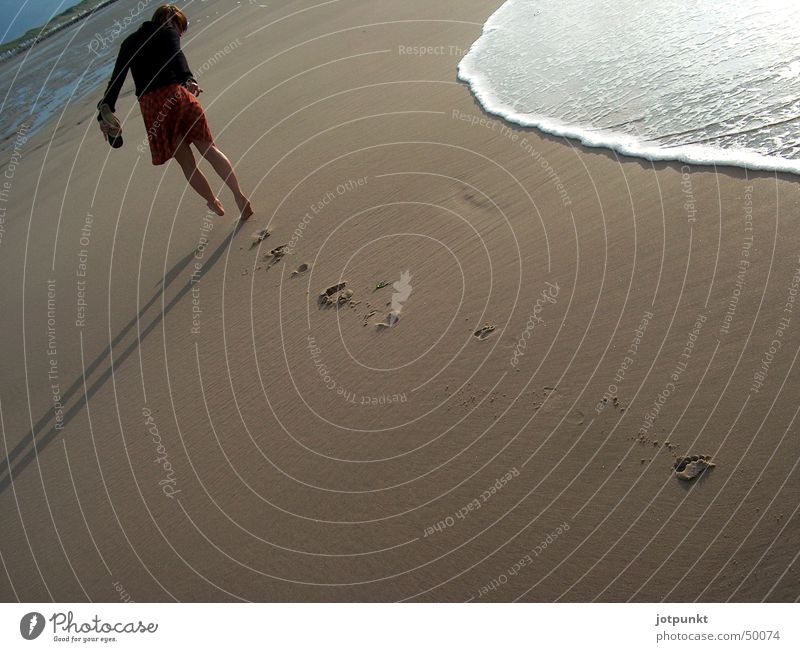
[458,0,800,174]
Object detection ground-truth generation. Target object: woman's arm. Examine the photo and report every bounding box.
[98,37,133,113]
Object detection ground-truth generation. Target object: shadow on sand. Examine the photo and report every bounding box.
[0,220,246,496]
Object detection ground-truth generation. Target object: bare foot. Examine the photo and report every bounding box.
[236,194,254,220]
[207,198,225,216]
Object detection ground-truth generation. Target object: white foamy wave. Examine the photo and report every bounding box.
[458,0,800,174]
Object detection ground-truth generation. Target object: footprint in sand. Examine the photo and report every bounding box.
[250,228,270,247]
[290,262,310,277]
[473,323,496,340]
[318,282,346,306]
[600,395,624,411]
[363,309,378,326]
[269,244,287,257]
[376,310,400,329]
[568,409,584,425]
[674,454,715,481]
[263,244,288,267]
[462,189,493,209]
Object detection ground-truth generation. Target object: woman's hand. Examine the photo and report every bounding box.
[184,80,202,96]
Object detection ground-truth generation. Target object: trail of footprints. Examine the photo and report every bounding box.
[599,391,718,482]
[316,282,397,328]
[245,228,717,483]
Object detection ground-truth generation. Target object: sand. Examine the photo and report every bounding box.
[0,0,797,602]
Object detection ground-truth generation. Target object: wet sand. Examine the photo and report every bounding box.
[0,0,798,602]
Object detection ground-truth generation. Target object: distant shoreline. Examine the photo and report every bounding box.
[0,0,121,62]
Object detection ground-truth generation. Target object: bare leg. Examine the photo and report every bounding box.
[174,142,224,215]
[195,141,253,220]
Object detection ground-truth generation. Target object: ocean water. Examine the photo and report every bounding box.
[0,0,86,44]
[458,0,800,174]
[0,6,118,148]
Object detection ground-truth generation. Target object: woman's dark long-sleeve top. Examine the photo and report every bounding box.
[98,21,195,113]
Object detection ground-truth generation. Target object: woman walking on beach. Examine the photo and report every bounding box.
[97,4,252,219]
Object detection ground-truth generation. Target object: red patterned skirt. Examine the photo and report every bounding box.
[139,84,214,165]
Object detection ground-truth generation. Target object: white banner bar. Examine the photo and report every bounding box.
[1,603,797,650]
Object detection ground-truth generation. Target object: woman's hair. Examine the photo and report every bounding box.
[152,4,188,33]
